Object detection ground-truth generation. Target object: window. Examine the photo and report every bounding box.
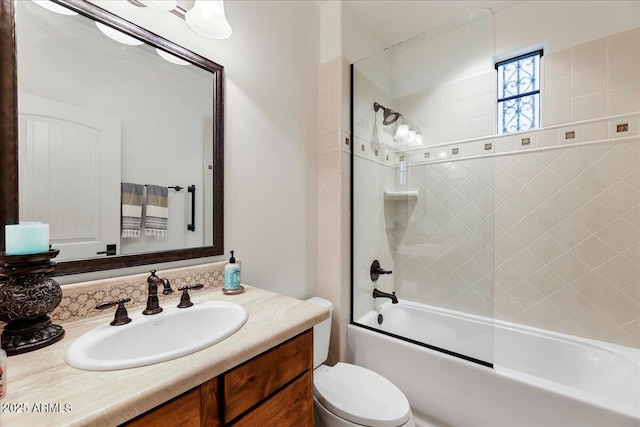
[496,50,543,135]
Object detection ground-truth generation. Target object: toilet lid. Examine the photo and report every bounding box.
[314,363,411,427]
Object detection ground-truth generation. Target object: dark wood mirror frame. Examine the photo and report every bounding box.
[0,0,224,276]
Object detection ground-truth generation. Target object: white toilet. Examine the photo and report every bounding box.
[306,297,415,427]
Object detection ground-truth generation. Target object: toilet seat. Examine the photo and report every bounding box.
[314,363,411,427]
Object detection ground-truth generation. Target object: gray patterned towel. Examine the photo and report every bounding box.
[145,184,168,237]
[121,182,144,238]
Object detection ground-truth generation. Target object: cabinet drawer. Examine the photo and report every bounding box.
[224,329,312,423]
[232,371,313,427]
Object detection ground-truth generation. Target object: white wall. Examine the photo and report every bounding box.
[55,1,321,299]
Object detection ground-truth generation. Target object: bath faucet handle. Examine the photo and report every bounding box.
[177,284,204,308]
[370,260,393,282]
[96,298,132,326]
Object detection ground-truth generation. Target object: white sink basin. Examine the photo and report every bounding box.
[65,300,248,371]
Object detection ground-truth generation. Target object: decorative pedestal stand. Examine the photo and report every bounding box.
[0,250,65,355]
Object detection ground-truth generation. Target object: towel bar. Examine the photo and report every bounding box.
[134,184,195,232]
[187,185,195,232]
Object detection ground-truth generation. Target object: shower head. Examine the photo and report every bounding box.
[373,102,402,125]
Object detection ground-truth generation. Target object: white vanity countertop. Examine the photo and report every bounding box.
[1,285,328,426]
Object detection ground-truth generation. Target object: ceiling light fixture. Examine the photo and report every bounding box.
[128,0,232,40]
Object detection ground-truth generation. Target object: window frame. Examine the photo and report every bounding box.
[495,49,544,135]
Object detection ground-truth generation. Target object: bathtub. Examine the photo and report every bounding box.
[350,301,640,427]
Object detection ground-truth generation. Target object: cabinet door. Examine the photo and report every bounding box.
[232,372,313,427]
[122,377,220,427]
[224,330,312,423]
[123,388,201,427]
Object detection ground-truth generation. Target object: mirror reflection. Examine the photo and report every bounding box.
[15,0,217,262]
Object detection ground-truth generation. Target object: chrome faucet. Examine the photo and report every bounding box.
[373,288,398,304]
[143,270,172,315]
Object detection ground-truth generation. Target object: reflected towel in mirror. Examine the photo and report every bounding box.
[145,185,168,237]
[121,183,144,238]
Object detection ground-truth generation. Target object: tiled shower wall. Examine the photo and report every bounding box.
[351,69,396,321]
[352,28,640,348]
[390,119,639,348]
[392,27,640,144]
[394,158,495,319]
[544,28,640,125]
[396,72,495,146]
[352,153,394,320]
[493,134,639,347]
[318,57,351,363]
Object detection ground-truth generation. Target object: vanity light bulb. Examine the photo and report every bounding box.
[95,22,144,46]
[155,48,190,65]
[415,134,423,145]
[185,0,232,39]
[395,124,410,141]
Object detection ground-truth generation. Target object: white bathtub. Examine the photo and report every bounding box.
[351,301,640,427]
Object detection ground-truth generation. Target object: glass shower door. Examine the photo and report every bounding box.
[351,9,496,366]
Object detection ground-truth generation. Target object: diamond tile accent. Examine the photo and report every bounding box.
[384,157,496,318]
[495,140,640,347]
[361,136,640,348]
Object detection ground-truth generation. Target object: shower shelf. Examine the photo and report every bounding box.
[383,190,419,201]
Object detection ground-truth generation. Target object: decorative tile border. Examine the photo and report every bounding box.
[399,113,639,166]
[50,261,226,323]
[354,113,640,170]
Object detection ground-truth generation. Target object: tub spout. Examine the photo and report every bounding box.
[373,288,398,304]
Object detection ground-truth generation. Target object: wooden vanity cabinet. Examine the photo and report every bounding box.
[123,380,220,427]
[122,329,313,427]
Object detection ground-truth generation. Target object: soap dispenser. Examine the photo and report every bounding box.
[223,250,243,294]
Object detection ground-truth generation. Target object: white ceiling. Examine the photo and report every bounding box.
[341,0,521,49]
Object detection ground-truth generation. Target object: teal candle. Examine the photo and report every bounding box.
[4,223,50,255]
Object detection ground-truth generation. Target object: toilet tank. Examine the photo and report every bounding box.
[305,297,333,369]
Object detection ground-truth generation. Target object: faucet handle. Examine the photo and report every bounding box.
[96,298,132,326]
[177,284,204,308]
[147,270,163,287]
[370,260,393,282]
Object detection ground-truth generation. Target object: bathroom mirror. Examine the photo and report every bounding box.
[0,0,224,275]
